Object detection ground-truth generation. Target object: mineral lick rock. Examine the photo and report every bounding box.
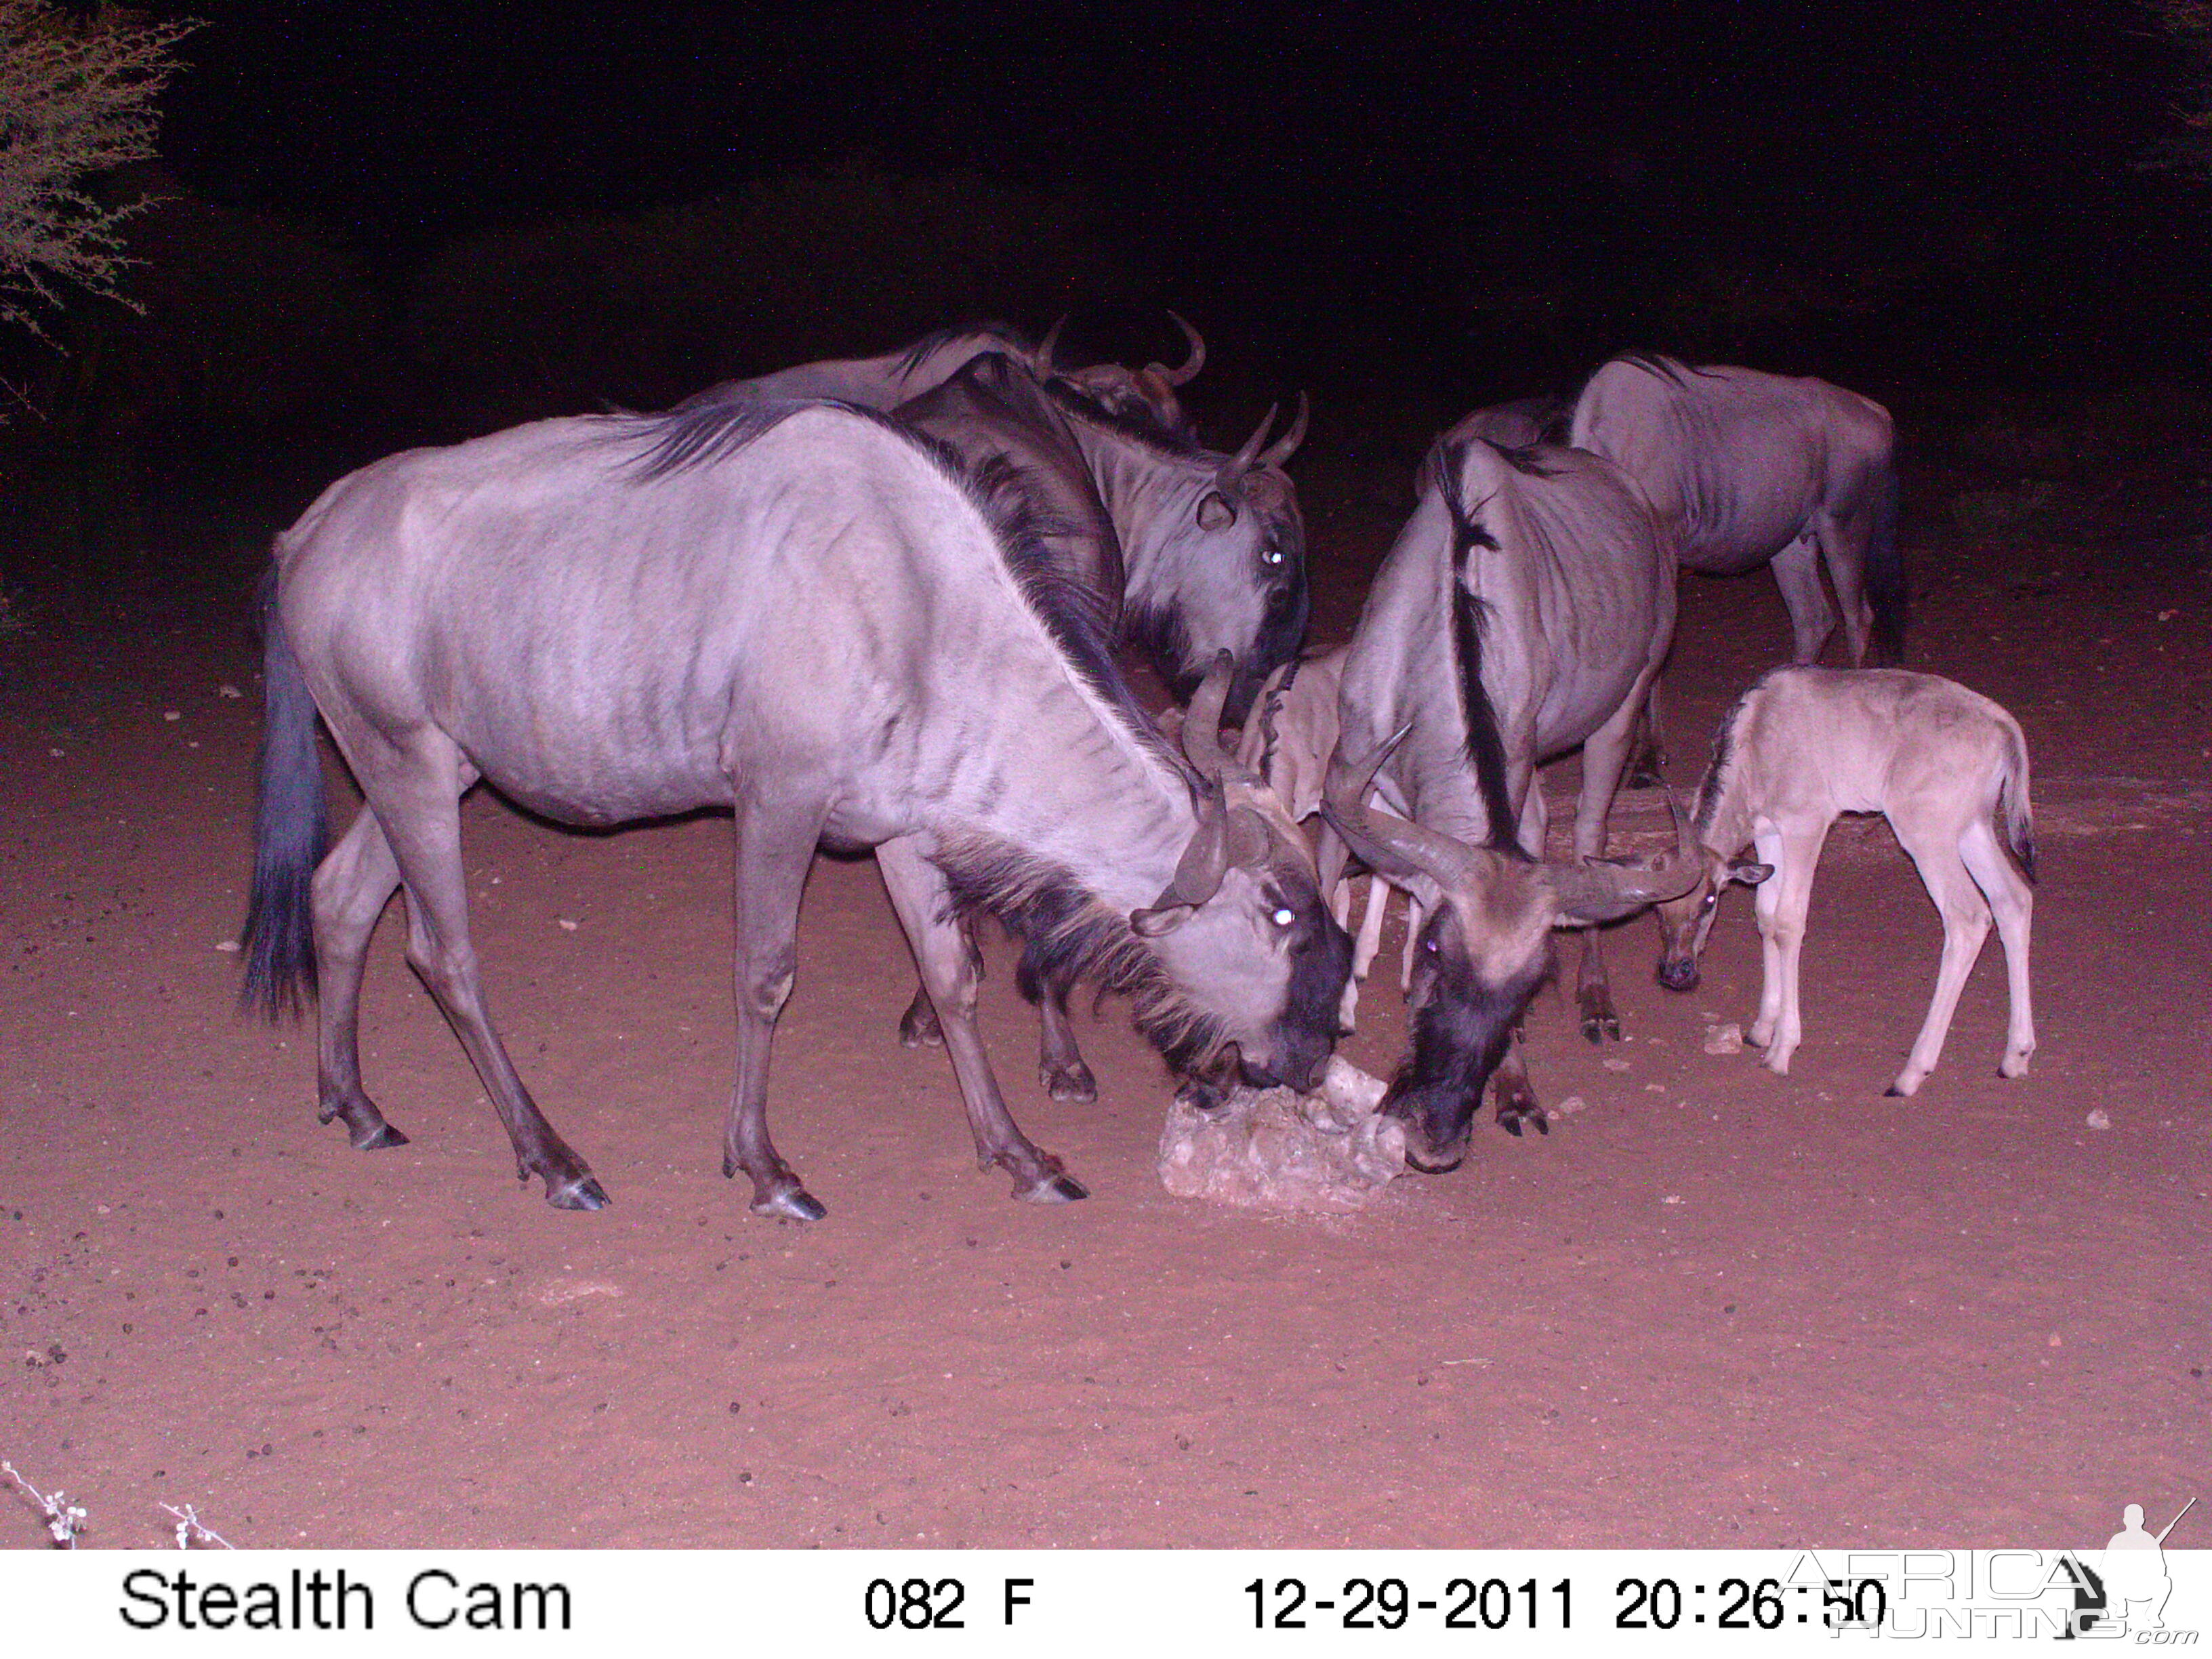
[1158,1056,1404,1212]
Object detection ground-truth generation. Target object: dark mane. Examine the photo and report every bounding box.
[1695,666,1788,840]
[937,840,1230,1076]
[895,321,1033,380]
[609,395,904,480]
[1571,349,1726,409]
[1429,441,1529,855]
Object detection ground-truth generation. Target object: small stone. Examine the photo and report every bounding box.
[218,683,244,698]
[2047,1333,2063,1347]
[2085,1109,2111,1130]
[215,940,241,953]
[557,918,579,932]
[1602,1058,1631,1073]
[1703,1023,1744,1055]
[1555,1095,1587,1116]
[163,710,180,722]
[1661,1195,1683,1206]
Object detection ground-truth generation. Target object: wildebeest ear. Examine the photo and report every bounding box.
[1727,859,1774,886]
[1129,902,1195,938]
[1197,490,1236,531]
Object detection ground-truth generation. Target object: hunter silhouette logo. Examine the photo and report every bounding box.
[2097,1497,2195,1635]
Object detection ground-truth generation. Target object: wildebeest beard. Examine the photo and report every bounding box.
[1384,930,1553,1170]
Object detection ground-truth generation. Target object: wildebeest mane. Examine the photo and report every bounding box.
[1478,436,1561,479]
[612,394,904,480]
[1428,440,1529,855]
[1044,375,1209,458]
[1694,667,1786,841]
[938,838,1231,1076]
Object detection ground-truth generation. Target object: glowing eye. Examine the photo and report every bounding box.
[1271,907,1295,926]
[1424,937,1439,953]
[1263,549,1282,564]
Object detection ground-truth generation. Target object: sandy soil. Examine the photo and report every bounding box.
[2,478,2206,1551]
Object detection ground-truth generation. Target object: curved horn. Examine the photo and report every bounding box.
[1228,403,1279,474]
[1259,391,1309,469]
[1037,314,1069,375]
[1319,729,1480,890]
[1160,311,1206,384]
[1180,651,1237,784]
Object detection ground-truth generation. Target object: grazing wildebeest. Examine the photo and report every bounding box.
[1330,432,1683,1144]
[1319,735,1701,1172]
[1569,352,1904,668]
[1654,666,2036,1097]
[241,400,1349,1220]
[874,351,1311,1098]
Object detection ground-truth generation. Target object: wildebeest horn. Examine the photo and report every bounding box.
[1229,403,1279,474]
[1180,651,1237,785]
[1159,312,1206,385]
[1131,788,1271,935]
[1543,791,1704,922]
[1318,727,1477,891]
[1038,314,1069,375]
[1260,392,1309,469]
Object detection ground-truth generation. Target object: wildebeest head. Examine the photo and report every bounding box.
[1130,655,1349,1093]
[1038,311,1206,441]
[1127,395,1311,729]
[1652,849,1774,993]
[1320,737,1702,1171]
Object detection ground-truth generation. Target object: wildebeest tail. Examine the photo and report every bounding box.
[240,558,329,1019]
[1998,718,2036,885]
[1428,442,1524,855]
[1864,459,1907,663]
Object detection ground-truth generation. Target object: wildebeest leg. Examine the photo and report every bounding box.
[719,796,830,1221]
[1490,771,1549,1133]
[1397,890,1422,994]
[1569,693,1648,1043]
[1958,817,2036,1078]
[1885,819,1994,1097]
[350,734,607,1209]
[310,804,409,1150]
[1339,875,1389,1031]
[1624,676,1668,789]
[1771,535,1839,665]
[1033,968,1098,1103]
[876,837,1086,1203]
[1818,508,1878,667]
[1750,821,1828,1076]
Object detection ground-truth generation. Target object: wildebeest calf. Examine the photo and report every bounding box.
[1654,667,2036,1097]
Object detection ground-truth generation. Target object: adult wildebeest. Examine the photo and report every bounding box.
[1329,432,1685,1153]
[1442,393,1571,453]
[1036,311,1207,440]
[1654,667,2036,1097]
[241,400,1349,1221]
[1569,352,1904,668]
[881,350,1310,1098]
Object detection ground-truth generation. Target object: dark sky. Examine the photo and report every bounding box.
[146,2,2212,400]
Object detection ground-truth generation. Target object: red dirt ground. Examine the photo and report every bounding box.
[2,481,2206,1551]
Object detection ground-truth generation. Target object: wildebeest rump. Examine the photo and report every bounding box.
[241,401,1349,1221]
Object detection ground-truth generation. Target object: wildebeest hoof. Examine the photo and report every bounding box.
[897,998,944,1049]
[1018,1172,1089,1204]
[1497,1105,1550,1139]
[1579,1012,1622,1044]
[1405,1148,1466,1174]
[1174,1078,1231,1113]
[353,1121,409,1151]
[750,1187,827,1222]
[1042,1062,1098,1103]
[546,1174,610,1211]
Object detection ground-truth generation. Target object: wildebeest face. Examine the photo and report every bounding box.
[1654,851,1772,994]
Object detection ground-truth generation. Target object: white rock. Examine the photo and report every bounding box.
[2085,1109,2112,1130]
[1159,1065,1404,1213]
[1702,1022,1744,1055]
[218,683,244,699]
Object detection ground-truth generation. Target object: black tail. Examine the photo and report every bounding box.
[239,560,328,1019]
[1863,459,1907,663]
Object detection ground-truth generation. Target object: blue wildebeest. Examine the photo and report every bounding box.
[1442,393,1570,452]
[241,400,1349,1220]
[882,350,1311,1099]
[1653,667,2035,1097]
[1036,310,1208,440]
[1568,352,1904,668]
[1328,433,1688,1159]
